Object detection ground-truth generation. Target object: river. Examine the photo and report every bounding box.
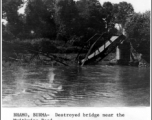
[2,65,150,107]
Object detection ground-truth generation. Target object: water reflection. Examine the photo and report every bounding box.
[2,65,150,107]
[48,68,55,83]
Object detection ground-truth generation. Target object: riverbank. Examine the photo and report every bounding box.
[2,38,149,68]
[2,52,116,67]
[2,38,114,67]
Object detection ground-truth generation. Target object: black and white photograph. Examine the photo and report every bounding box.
[1,0,151,110]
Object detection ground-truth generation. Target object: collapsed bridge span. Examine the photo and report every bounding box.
[77,34,126,66]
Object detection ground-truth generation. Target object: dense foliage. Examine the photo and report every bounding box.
[125,11,150,62]
[2,0,150,62]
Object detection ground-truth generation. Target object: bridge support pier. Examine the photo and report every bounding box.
[115,41,131,65]
[116,46,121,61]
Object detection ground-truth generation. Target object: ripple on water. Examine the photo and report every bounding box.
[2,65,150,107]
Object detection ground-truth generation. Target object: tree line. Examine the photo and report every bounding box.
[2,0,150,62]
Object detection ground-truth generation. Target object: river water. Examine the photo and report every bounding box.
[2,65,150,107]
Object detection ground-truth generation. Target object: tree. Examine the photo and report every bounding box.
[25,0,56,39]
[55,0,79,42]
[125,11,150,62]
[74,0,106,42]
[113,2,134,34]
[102,2,113,29]
[2,0,24,38]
